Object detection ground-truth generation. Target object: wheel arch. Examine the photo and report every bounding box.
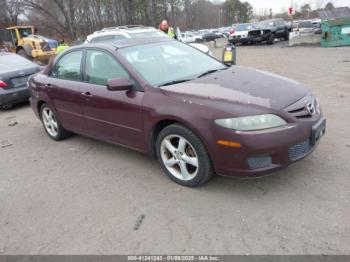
[37,100,47,116]
[149,118,211,159]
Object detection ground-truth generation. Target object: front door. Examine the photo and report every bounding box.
[81,49,144,150]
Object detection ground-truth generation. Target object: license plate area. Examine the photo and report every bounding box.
[11,76,28,87]
[311,118,326,145]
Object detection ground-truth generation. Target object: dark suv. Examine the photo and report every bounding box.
[248,18,290,45]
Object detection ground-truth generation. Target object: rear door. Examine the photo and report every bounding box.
[80,49,144,150]
[45,50,87,133]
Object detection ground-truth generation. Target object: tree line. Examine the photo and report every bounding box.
[1,0,253,39]
[0,0,339,40]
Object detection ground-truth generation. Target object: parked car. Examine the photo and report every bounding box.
[28,38,325,187]
[296,21,322,34]
[86,25,211,55]
[177,30,203,43]
[211,30,224,38]
[0,52,41,109]
[248,18,290,45]
[202,32,222,42]
[221,27,232,38]
[85,25,168,44]
[229,23,254,45]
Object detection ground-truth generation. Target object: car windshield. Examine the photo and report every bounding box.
[130,31,168,39]
[119,41,226,86]
[0,54,33,70]
[256,21,275,28]
[236,24,252,31]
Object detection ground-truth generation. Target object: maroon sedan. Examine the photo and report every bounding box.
[28,38,325,187]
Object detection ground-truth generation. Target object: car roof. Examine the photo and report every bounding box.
[73,37,174,51]
[91,26,159,36]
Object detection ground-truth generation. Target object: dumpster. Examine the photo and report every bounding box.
[321,18,350,47]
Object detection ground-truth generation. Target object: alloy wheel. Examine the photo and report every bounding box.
[160,135,199,181]
[42,107,58,137]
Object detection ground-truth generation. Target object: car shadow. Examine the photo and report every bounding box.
[0,101,30,112]
[71,132,308,198]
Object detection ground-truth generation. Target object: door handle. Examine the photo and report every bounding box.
[81,91,93,97]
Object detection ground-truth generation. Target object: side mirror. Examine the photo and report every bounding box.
[107,78,133,91]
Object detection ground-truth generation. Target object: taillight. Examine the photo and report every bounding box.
[0,80,7,88]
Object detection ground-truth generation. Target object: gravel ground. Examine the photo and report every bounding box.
[0,43,350,255]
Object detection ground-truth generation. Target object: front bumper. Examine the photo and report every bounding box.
[204,115,326,178]
[0,86,30,106]
[229,37,249,44]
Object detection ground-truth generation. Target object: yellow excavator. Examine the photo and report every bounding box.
[0,26,56,62]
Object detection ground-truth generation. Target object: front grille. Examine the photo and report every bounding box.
[288,140,312,161]
[288,107,311,118]
[249,30,262,37]
[285,95,318,119]
[247,156,272,169]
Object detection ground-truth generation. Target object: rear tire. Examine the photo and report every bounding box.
[40,103,71,141]
[156,124,214,187]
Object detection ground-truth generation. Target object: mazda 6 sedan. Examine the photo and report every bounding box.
[28,38,326,187]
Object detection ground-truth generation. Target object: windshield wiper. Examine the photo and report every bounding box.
[159,79,193,87]
[197,68,227,79]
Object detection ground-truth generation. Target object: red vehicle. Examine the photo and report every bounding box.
[28,38,326,187]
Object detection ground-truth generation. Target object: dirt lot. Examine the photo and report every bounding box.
[1,43,350,255]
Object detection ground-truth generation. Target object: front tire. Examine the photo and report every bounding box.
[40,103,70,141]
[267,33,275,45]
[156,124,214,187]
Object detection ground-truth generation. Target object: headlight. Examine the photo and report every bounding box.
[215,114,287,131]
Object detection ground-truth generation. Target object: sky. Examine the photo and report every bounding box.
[244,0,350,13]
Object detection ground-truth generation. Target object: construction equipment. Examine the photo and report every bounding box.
[0,26,56,61]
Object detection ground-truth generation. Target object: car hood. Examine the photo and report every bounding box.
[189,43,209,53]
[160,66,308,110]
